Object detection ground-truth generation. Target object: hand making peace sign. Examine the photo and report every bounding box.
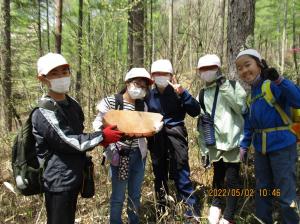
[167,76,184,95]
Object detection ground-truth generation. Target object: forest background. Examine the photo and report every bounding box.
[0,0,300,223]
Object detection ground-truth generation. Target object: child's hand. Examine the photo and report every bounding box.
[167,76,184,95]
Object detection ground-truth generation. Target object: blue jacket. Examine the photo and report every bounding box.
[240,77,300,153]
[146,85,200,126]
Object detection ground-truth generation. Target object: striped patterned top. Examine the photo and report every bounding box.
[102,95,139,149]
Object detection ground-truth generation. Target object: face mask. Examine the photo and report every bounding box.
[127,85,146,99]
[200,70,217,82]
[200,70,217,83]
[154,76,170,88]
[49,77,71,93]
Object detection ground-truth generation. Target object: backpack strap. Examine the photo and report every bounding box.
[114,94,144,111]
[251,80,294,154]
[114,94,124,110]
[211,85,219,119]
[261,80,292,125]
[38,96,68,120]
[135,99,145,112]
[198,89,206,113]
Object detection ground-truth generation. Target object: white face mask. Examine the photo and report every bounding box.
[49,77,71,93]
[127,85,146,99]
[200,70,217,83]
[154,76,170,88]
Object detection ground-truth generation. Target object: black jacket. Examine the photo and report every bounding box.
[32,95,103,192]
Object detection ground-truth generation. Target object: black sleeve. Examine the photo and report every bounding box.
[32,109,103,154]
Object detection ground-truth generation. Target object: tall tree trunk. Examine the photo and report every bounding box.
[55,0,63,53]
[292,0,299,85]
[37,0,43,56]
[87,0,92,118]
[168,0,173,64]
[76,0,83,103]
[264,38,268,58]
[227,0,255,79]
[150,0,154,63]
[197,0,202,59]
[128,0,144,67]
[218,0,226,64]
[128,0,133,68]
[277,14,281,67]
[1,0,12,131]
[46,0,50,52]
[188,0,192,71]
[281,0,287,74]
[144,0,148,68]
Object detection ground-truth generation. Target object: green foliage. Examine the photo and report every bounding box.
[1,1,300,223]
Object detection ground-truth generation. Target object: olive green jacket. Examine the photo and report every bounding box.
[197,80,247,163]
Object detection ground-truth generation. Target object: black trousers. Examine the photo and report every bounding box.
[211,159,241,221]
[148,126,198,211]
[45,189,79,224]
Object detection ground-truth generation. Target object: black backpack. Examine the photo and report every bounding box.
[11,98,58,196]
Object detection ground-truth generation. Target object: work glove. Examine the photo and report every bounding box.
[201,154,210,169]
[100,125,124,147]
[239,147,248,163]
[261,68,280,81]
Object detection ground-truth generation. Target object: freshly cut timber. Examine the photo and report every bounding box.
[103,110,163,137]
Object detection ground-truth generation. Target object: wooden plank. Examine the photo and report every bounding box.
[103,110,163,137]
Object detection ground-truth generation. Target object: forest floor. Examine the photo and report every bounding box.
[0,117,292,224]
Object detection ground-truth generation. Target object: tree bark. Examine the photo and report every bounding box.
[292,0,299,84]
[55,0,63,53]
[227,0,255,79]
[128,0,133,68]
[281,0,287,74]
[46,0,50,52]
[87,0,92,117]
[277,13,281,67]
[128,0,144,67]
[168,0,173,64]
[1,0,12,131]
[218,0,226,64]
[150,0,154,63]
[37,0,43,56]
[133,0,144,67]
[76,0,83,103]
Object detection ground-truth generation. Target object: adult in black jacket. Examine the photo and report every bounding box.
[32,53,123,224]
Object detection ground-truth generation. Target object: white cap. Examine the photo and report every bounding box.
[151,59,173,74]
[236,49,262,61]
[197,54,221,69]
[37,53,69,76]
[125,68,153,84]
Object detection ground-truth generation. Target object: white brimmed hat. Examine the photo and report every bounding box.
[151,59,173,74]
[37,53,69,76]
[125,68,153,84]
[236,49,262,61]
[197,54,221,69]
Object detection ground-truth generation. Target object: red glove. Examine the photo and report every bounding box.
[100,125,123,147]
